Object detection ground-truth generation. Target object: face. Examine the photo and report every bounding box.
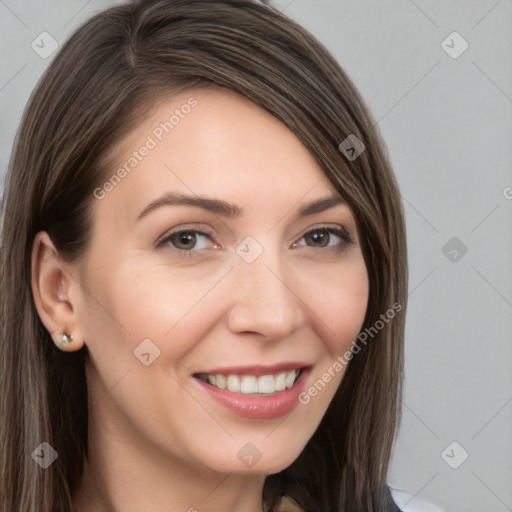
[65,88,369,476]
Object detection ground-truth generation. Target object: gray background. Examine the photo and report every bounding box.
[1,1,511,511]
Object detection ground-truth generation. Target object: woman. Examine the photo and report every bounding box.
[0,1,408,511]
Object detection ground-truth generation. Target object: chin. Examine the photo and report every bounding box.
[198,436,308,477]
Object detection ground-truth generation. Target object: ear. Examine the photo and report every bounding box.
[31,231,85,352]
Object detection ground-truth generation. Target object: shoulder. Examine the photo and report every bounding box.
[390,488,445,512]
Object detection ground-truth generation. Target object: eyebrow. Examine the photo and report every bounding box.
[136,191,345,221]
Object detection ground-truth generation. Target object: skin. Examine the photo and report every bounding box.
[31,88,369,512]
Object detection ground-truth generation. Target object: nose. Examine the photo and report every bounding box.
[226,248,306,341]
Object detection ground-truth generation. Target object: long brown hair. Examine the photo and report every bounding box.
[0,1,407,510]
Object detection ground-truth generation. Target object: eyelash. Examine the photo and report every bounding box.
[156,225,353,259]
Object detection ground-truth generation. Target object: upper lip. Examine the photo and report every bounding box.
[195,362,311,376]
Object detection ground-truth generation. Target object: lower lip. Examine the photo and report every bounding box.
[194,370,309,419]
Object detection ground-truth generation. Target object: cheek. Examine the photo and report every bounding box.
[330,281,369,353]
[295,260,368,413]
[81,255,230,358]
[302,258,369,356]
[80,241,368,365]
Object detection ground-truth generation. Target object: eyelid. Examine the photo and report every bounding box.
[156,224,216,246]
[293,224,353,247]
[156,222,353,259]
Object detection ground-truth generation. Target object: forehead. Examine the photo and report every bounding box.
[95,87,339,223]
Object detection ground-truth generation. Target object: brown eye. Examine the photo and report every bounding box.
[169,231,199,250]
[295,226,352,250]
[157,228,218,259]
[304,229,331,247]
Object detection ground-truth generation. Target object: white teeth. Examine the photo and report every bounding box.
[202,370,300,395]
[257,375,275,394]
[240,375,259,394]
[226,375,240,392]
[275,371,286,391]
[216,374,226,390]
[284,370,296,389]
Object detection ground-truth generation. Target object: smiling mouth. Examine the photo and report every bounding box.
[194,369,302,396]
